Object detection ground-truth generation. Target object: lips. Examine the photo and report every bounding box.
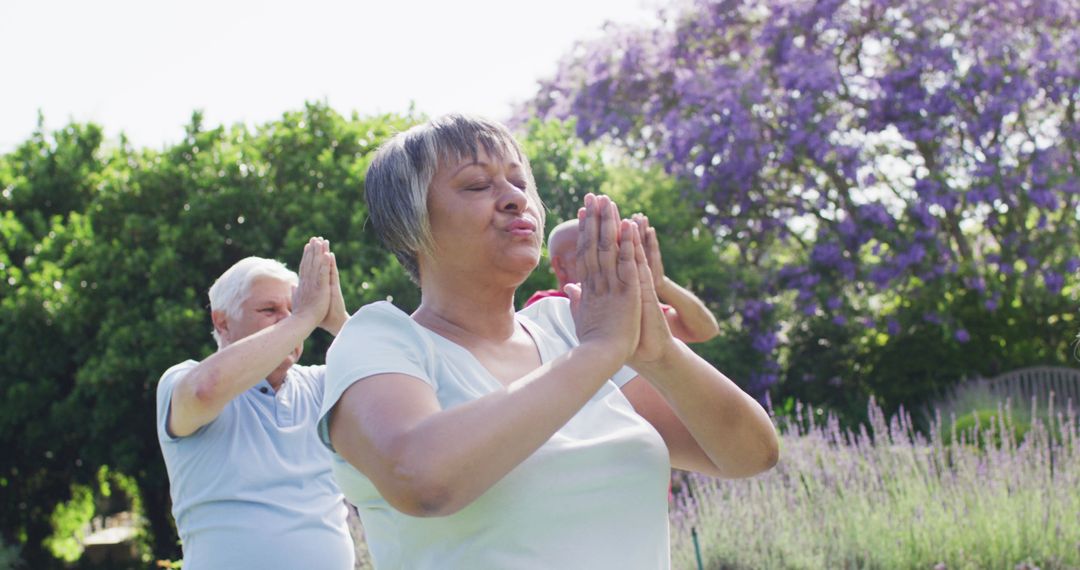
[506,217,538,236]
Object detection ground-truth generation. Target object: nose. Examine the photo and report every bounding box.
[496,180,529,213]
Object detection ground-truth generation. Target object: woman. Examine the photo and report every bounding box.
[317,114,778,569]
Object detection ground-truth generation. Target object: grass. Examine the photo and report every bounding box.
[670,399,1080,569]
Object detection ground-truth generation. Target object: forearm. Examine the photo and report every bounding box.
[320,310,348,336]
[657,277,719,343]
[635,342,778,478]
[370,342,623,516]
[173,316,315,428]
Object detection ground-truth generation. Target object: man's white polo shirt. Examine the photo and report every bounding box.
[157,360,354,570]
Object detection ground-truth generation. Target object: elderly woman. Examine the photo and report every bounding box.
[317,114,778,569]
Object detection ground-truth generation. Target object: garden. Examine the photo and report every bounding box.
[2,0,1079,568]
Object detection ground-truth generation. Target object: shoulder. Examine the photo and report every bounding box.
[157,360,199,393]
[338,301,415,336]
[518,296,577,343]
[329,301,430,356]
[325,301,438,385]
[288,363,327,384]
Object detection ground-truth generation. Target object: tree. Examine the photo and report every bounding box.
[0,103,424,566]
[527,0,1080,419]
[3,108,671,567]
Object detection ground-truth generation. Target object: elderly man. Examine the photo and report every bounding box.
[156,237,354,569]
[527,215,720,343]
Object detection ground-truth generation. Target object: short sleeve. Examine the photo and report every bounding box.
[318,302,436,449]
[156,360,199,443]
[519,297,639,388]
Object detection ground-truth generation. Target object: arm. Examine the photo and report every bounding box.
[329,195,643,517]
[622,349,779,478]
[632,214,719,343]
[168,238,332,437]
[624,219,778,478]
[657,277,720,344]
[319,243,349,336]
[330,342,626,517]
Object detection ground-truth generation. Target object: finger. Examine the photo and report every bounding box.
[646,227,662,267]
[596,197,620,286]
[299,240,314,281]
[632,213,647,244]
[635,228,658,297]
[328,252,340,287]
[616,219,638,286]
[577,194,603,293]
[563,282,582,316]
[319,252,332,286]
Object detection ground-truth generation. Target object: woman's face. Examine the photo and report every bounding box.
[423,146,543,286]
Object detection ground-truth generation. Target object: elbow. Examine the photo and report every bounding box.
[679,322,720,344]
[191,370,224,407]
[698,318,721,343]
[380,460,467,518]
[718,430,780,479]
[696,325,720,343]
[746,431,781,476]
[760,433,780,472]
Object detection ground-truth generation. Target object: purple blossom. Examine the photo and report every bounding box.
[528,0,1079,398]
[1066,257,1080,274]
[954,329,970,343]
[1044,270,1064,294]
[887,320,901,336]
[752,331,780,353]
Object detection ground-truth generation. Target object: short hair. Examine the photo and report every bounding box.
[208,256,298,347]
[364,113,544,284]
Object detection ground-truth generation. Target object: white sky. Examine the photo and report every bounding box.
[1,0,660,152]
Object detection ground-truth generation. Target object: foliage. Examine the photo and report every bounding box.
[0,110,675,566]
[669,399,1080,569]
[41,484,93,563]
[528,0,1080,419]
[0,104,421,566]
[517,118,773,387]
[0,535,22,570]
[943,408,1030,447]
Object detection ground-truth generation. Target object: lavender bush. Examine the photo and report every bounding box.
[527,0,1080,414]
[671,399,1080,569]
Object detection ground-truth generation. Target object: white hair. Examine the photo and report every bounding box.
[208,256,298,347]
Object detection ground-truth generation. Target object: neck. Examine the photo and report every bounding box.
[414,274,520,342]
[267,368,288,391]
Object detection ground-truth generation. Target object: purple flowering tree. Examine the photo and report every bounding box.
[528,0,1080,416]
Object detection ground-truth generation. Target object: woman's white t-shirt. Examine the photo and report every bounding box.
[318,298,671,569]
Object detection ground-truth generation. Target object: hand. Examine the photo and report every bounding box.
[291,237,332,329]
[565,194,642,363]
[631,213,667,294]
[319,240,349,335]
[628,216,677,368]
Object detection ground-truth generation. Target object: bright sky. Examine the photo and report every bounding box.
[1,0,660,153]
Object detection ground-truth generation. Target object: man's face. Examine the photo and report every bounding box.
[217,277,303,366]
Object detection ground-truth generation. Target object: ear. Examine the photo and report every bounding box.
[550,254,572,288]
[211,310,230,343]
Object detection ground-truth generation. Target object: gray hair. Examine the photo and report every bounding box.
[364,113,543,284]
[208,256,298,347]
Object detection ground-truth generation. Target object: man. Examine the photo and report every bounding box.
[527,214,720,343]
[156,237,354,569]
